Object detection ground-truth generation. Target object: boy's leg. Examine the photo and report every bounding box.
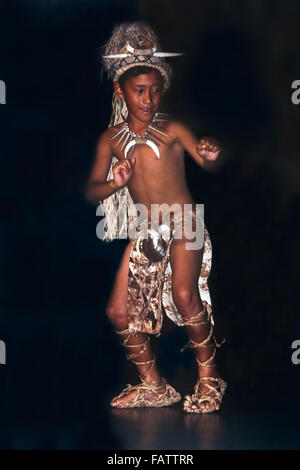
[170,237,226,413]
[106,241,160,406]
[106,241,180,407]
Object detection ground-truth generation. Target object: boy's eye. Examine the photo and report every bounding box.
[136,89,143,94]
[152,88,161,93]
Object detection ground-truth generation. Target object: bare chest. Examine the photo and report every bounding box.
[109,117,189,202]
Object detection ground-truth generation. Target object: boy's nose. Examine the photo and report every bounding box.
[143,91,151,104]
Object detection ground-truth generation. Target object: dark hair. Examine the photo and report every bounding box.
[118,66,164,91]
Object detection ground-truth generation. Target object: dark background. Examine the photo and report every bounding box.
[0,0,299,449]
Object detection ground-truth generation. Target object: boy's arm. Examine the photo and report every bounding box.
[170,121,220,169]
[85,131,136,205]
[84,132,117,205]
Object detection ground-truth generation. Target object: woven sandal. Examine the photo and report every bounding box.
[111,328,181,408]
[183,376,227,413]
[181,302,227,414]
[111,376,181,408]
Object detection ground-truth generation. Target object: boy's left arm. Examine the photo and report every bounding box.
[170,121,220,168]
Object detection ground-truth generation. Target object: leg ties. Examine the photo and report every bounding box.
[116,328,156,383]
[179,302,225,368]
[111,328,182,407]
[181,302,228,413]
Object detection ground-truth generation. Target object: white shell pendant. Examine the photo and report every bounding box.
[124,138,160,159]
[111,113,170,160]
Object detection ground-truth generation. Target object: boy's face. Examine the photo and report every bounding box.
[115,70,163,124]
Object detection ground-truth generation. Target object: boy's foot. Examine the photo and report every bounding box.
[110,385,158,407]
[110,377,181,408]
[183,376,227,413]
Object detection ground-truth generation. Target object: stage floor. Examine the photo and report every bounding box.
[108,374,300,450]
[109,401,300,450]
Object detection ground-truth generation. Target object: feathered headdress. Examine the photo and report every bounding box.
[102,22,183,91]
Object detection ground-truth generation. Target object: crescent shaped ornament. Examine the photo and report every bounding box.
[145,139,160,159]
[124,138,160,159]
[124,139,136,159]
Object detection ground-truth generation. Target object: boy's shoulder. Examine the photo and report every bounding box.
[97,122,125,151]
[100,122,124,139]
[163,118,190,140]
[166,117,181,129]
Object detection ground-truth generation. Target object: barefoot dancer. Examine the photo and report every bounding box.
[85,22,227,413]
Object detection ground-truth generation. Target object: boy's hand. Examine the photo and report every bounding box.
[197,137,220,161]
[112,157,136,188]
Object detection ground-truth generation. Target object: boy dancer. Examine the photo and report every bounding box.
[85,22,227,413]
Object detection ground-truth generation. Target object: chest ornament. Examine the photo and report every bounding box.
[111,112,170,159]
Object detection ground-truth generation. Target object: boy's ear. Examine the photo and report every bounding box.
[113,81,124,100]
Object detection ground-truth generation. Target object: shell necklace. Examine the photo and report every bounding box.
[111,112,170,159]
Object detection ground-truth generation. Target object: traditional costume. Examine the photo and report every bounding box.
[100,22,226,412]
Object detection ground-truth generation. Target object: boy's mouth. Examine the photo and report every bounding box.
[140,107,153,114]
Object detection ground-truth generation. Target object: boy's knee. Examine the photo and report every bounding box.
[106,302,127,328]
[172,285,199,312]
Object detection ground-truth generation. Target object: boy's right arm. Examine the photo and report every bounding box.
[84,131,136,205]
[84,132,117,205]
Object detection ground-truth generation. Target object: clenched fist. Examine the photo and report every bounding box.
[197,137,220,162]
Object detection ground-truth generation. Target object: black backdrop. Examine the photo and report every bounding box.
[0,0,299,449]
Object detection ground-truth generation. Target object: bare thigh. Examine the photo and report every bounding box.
[170,236,204,316]
[170,237,203,288]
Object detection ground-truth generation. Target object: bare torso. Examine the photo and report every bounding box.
[107,119,195,217]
